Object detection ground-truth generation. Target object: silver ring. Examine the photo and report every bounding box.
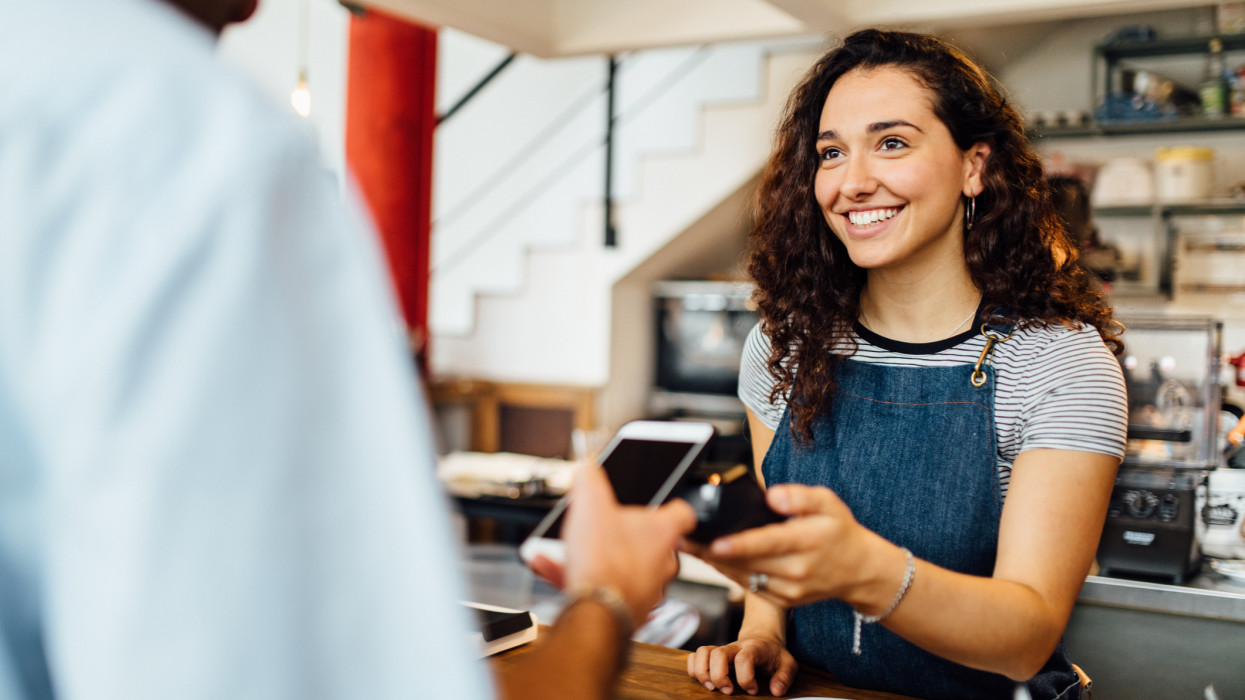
[748,572,769,594]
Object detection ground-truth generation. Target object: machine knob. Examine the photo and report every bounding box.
[1158,493,1180,522]
[1124,490,1159,519]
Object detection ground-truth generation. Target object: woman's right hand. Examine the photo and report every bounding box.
[686,636,798,696]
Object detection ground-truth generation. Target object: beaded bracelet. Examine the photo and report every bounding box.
[852,547,915,656]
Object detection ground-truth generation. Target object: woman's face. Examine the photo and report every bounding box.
[813,66,989,275]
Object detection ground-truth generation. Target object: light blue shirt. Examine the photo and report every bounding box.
[0,1,493,698]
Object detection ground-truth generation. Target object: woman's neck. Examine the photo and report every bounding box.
[859,270,981,344]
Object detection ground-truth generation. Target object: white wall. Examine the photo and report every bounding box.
[427,39,818,402]
[219,0,351,181]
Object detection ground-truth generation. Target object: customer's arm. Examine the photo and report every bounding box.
[497,466,697,700]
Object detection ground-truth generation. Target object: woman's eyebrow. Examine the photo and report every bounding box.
[869,119,922,133]
[816,120,923,141]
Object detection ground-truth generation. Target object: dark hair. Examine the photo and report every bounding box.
[1047,174,1094,246]
[748,29,1123,443]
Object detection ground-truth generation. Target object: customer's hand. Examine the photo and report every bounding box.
[533,465,697,623]
[687,636,798,696]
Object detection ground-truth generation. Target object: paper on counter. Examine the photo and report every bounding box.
[438,451,576,498]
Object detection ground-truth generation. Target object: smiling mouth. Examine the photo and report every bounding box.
[846,207,901,228]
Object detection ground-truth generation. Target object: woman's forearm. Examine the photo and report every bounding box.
[847,449,1113,680]
[738,591,789,643]
[875,558,1072,680]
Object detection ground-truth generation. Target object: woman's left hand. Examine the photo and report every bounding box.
[683,483,891,608]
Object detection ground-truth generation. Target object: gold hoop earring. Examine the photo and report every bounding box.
[965,196,976,232]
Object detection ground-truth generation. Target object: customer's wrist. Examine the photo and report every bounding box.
[567,583,636,640]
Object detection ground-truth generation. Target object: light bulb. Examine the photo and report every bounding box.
[290,70,310,117]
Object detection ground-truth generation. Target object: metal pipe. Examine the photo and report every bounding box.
[604,54,617,248]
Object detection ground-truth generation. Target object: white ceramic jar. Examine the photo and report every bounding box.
[1155,146,1216,202]
[1091,157,1155,205]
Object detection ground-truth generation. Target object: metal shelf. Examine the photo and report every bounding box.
[1032,117,1245,140]
[1094,201,1245,217]
[1035,34,1245,303]
[1097,32,1245,61]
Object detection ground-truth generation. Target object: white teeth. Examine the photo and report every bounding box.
[847,208,899,227]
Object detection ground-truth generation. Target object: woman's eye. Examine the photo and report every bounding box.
[818,147,842,161]
[880,137,907,151]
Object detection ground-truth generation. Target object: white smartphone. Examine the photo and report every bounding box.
[518,420,715,566]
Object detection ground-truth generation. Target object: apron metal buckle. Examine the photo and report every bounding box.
[971,323,1015,387]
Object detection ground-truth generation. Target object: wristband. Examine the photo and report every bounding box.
[567,584,636,641]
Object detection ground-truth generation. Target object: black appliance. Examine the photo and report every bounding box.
[1100,468,1208,582]
[651,280,757,417]
[1097,317,1222,583]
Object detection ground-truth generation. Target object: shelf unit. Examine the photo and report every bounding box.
[1093,31,1245,115]
[1031,33,1245,301]
[1026,33,1245,139]
[1089,201,1245,297]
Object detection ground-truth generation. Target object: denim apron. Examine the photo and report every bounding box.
[762,326,1081,700]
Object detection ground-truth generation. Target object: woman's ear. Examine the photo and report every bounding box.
[962,142,992,198]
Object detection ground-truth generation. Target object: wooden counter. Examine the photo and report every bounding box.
[490,630,916,699]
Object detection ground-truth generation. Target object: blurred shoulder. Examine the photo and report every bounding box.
[2,0,301,170]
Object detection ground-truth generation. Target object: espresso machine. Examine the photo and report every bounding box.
[1097,317,1222,583]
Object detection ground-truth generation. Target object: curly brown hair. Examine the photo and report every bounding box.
[749,28,1123,443]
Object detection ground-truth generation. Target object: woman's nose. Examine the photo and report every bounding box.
[838,156,877,200]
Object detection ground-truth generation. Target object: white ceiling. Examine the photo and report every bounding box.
[360,0,1211,57]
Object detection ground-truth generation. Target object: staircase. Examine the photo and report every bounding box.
[429,36,821,393]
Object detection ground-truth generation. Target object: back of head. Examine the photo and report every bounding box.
[158,0,258,35]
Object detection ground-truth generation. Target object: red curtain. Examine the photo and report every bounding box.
[346,9,436,372]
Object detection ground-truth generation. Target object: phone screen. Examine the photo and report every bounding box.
[540,437,703,539]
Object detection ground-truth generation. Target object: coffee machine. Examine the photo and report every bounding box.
[1097,317,1221,583]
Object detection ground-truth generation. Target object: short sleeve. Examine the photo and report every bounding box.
[1017,325,1128,461]
[738,322,788,430]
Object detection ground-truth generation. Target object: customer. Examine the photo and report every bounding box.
[0,2,693,700]
[685,30,1127,699]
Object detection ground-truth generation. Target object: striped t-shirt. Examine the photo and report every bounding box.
[738,319,1128,499]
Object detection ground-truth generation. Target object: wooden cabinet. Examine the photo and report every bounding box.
[428,379,596,458]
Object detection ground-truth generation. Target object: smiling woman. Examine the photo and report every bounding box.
[813,68,990,286]
[684,29,1129,700]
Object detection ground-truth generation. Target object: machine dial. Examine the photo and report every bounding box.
[1124,489,1159,519]
[1159,493,1180,522]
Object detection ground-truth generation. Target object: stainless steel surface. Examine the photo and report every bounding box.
[1117,316,1223,470]
[652,280,754,302]
[649,390,747,417]
[462,543,735,647]
[1079,571,1245,622]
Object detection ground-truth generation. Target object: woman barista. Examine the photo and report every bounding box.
[685,30,1128,700]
